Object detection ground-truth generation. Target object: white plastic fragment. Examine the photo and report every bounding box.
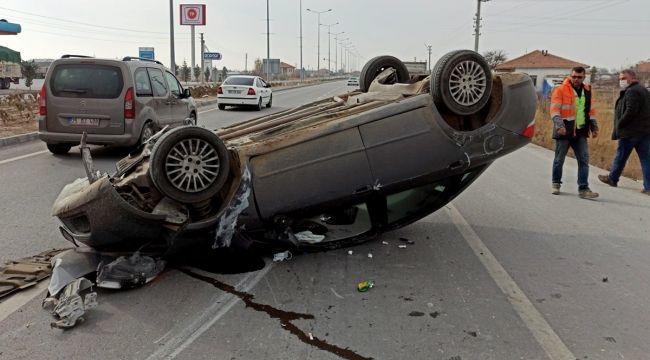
[295,231,325,244]
[272,251,292,262]
[309,332,314,340]
[381,241,389,245]
[367,253,373,259]
[347,250,353,255]
[398,245,407,249]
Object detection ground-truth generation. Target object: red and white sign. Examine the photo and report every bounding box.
[180,4,206,25]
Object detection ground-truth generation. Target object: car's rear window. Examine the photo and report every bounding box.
[223,77,254,86]
[50,64,124,99]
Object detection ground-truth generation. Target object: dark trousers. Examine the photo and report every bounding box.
[608,134,650,191]
[552,136,590,190]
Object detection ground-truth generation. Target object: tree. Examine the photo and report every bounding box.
[180,61,191,82]
[193,65,201,82]
[204,67,211,82]
[221,66,228,81]
[253,58,262,75]
[20,60,38,89]
[482,50,508,70]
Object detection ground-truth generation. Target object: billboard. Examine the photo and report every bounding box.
[180,4,206,25]
[262,59,281,75]
[203,52,222,60]
[138,47,155,60]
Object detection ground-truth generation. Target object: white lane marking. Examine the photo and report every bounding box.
[0,281,48,323]
[446,204,576,360]
[146,263,274,360]
[198,106,219,115]
[0,150,48,166]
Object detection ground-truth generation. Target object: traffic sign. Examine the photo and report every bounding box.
[180,4,206,25]
[138,47,155,60]
[203,52,222,60]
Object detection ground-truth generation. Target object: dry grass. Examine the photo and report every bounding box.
[0,94,39,138]
[532,86,642,180]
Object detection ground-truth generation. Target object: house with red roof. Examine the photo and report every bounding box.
[496,50,589,92]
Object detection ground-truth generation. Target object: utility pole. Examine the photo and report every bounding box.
[245,53,248,72]
[425,44,432,73]
[169,0,175,73]
[474,0,490,52]
[306,8,332,76]
[200,33,205,83]
[191,25,195,78]
[299,0,303,81]
[266,0,271,80]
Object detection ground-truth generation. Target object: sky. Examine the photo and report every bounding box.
[1,0,649,73]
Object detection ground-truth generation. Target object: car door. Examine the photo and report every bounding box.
[146,68,171,126]
[257,78,270,104]
[164,71,188,125]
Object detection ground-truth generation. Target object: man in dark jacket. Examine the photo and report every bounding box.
[598,69,650,195]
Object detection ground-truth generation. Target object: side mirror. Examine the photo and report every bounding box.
[265,84,271,88]
[183,88,191,98]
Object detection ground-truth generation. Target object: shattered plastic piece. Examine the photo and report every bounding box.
[48,249,101,297]
[46,278,97,329]
[272,251,292,262]
[399,237,415,245]
[347,250,353,255]
[0,249,65,300]
[294,231,325,244]
[398,245,407,249]
[214,166,252,248]
[309,332,314,340]
[381,241,389,245]
[357,280,374,292]
[367,253,373,259]
[96,252,165,289]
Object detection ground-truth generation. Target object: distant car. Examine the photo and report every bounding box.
[347,77,359,86]
[52,50,536,254]
[37,55,197,154]
[217,75,272,111]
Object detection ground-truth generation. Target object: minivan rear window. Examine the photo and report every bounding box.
[50,64,124,99]
[223,77,254,86]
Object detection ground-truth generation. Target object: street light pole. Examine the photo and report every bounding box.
[306,8,331,76]
[266,0,271,80]
[299,0,303,81]
[331,32,344,74]
[169,0,175,73]
[321,22,338,74]
[338,38,349,74]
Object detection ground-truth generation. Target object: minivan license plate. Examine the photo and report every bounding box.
[68,117,100,126]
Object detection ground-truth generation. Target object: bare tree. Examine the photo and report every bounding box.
[20,60,38,89]
[483,50,508,70]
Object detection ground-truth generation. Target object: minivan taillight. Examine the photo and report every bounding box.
[38,84,46,116]
[247,87,256,96]
[124,87,135,120]
[217,86,223,94]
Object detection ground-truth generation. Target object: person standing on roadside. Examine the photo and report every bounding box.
[598,69,650,195]
[550,66,600,199]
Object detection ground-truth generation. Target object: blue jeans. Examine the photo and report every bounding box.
[608,134,650,191]
[552,136,590,190]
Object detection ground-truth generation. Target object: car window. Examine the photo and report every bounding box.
[223,77,254,86]
[164,71,181,98]
[134,68,152,97]
[147,68,168,97]
[50,64,123,99]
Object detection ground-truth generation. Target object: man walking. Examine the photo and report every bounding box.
[598,69,650,195]
[550,66,600,198]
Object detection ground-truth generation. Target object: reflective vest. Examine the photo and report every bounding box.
[550,77,596,132]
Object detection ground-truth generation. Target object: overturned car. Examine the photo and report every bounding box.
[52,50,536,254]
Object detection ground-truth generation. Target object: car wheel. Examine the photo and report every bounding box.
[139,122,155,145]
[0,79,5,89]
[218,104,226,110]
[47,143,72,155]
[149,126,230,204]
[266,94,272,108]
[431,49,492,116]
[189,112,197,125]
[256,97,263,111]
[359,55,410,92]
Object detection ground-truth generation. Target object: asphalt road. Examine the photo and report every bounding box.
[1,80,649,360]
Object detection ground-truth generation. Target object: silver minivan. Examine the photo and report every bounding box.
[38,56,197,154]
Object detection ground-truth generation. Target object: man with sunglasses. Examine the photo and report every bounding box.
[550,66,600,199]
[598,69,650,195]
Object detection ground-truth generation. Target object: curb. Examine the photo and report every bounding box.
[0,132,39,148]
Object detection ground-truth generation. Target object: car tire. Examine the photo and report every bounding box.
[149,126,230,204]
[256,97,263,111]
[139,122,155,146]
[218,104,226,110]
[359,55,410,92]
[0,79,5,89]
[189,112,197,125]
[266,94,272,108]
[47,143,72,155]
[431,49,493,116]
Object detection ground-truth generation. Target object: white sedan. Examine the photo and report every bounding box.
[217,75,272,111]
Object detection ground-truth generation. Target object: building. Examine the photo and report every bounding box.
[279,62,296,76]
[495,50,589,93]
[32,59,54,79]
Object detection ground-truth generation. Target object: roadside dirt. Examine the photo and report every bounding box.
[0,93,38,138]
